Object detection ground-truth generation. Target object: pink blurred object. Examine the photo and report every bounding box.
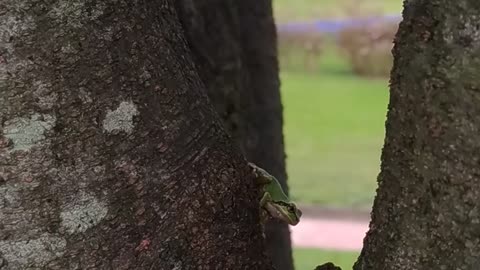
[290,217,369,251]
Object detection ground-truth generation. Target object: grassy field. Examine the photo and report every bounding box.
[274,0,403,22]
[293,248,359,270]
[272,1,383,268]
[281,41,390,209]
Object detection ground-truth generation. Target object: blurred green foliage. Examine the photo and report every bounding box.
[274,0,402,22]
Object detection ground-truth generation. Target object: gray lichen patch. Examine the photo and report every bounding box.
[48,1,106,28]
[60,193,108,234]
[0,233,66,268]
[33,80,58,109]
[443,13,480,46]
[172,262,183,270]
[0,184,21,209]
[102,101,139,134]
[0,2,37,39]
[2,114,56,151]
[78,87,93,103]
[0,2,37,82]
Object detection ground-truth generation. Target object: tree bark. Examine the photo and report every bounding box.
[175,1,293,269]
[354,0,480,269]
[0,1,273,269]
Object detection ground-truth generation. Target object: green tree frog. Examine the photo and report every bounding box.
[248,162,302,226]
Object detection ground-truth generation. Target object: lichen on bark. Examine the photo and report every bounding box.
[1,0,272,269]
[3,114,56,151]
[102,101,139,134]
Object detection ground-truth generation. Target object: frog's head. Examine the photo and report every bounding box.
[265,201,302,225]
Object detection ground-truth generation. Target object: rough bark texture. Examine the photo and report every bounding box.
[0,1,273,269]
[175,1,293,269]
[354,0,480,269]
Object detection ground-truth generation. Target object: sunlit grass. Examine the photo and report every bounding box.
[293,248,359,270]
[281,41,389,209]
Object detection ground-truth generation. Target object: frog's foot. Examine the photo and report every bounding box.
[259,207,269,224]
[248,162,273,185]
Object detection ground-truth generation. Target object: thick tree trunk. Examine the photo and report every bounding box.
[175,1,293,269]
[354,0,480,269]
[0,1,273,269]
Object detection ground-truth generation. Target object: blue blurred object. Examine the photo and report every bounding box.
[277,14,401,34]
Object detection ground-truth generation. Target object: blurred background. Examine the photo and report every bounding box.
[273,0,401,268]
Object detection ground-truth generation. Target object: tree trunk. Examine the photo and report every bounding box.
[175,1,293,269]
[354,1,480,269]
[0,1,273,269]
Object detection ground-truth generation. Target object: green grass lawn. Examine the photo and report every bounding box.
[294,248,359,270]
[274,0,403,22]
[281,41,389,209]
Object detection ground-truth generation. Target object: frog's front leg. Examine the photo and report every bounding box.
[260,191,272,207]
[248,162,273,185]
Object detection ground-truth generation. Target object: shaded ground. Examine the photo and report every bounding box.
[297,204,370,221]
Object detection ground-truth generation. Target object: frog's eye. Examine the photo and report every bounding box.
[277,202,297,213]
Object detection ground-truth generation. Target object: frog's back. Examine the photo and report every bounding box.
[265,175,290,202]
